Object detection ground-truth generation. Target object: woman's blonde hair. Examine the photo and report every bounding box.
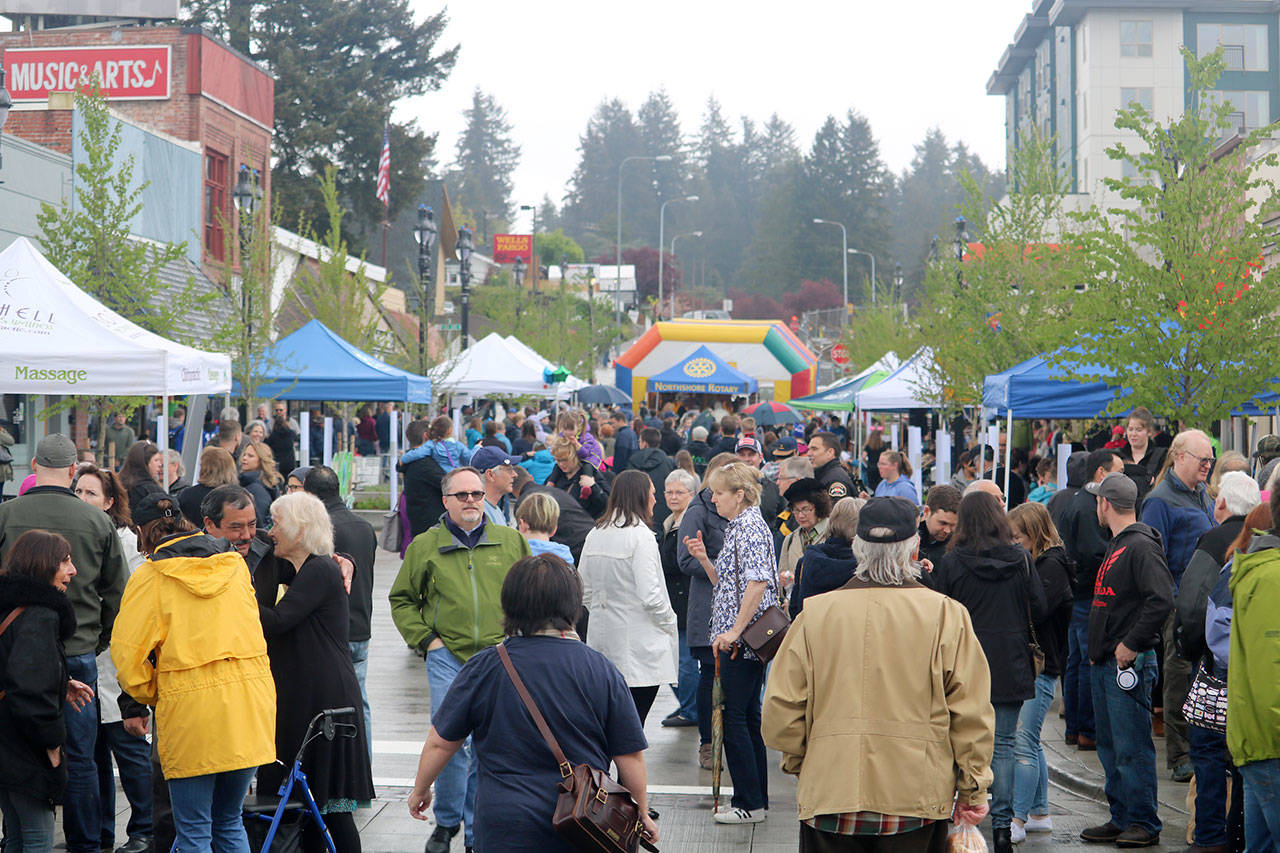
[197,446,238,487]
[516,492,560,535]
[827,496,866,541]
[248,441,284,489]
[549,436,579,460]
[1007,501,1062,559]
[269,492,334,556]
[705,462,762,507]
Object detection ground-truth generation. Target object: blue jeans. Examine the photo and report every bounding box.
[1091,654,1162,834]
[717,651,768,812]
[427,646,477,845]
[0,786,55,853]
[1064,600,1094,738]
[63,652,101,853]
[167,766,255,853]
[1013,673,1056,820]
[1189,723,1230,847]
[990,702,1021,829]
[674,629,698,721]
[1241,758,1280,853]
[96,720,155,845]
[349,640,372,763]
[692,646,714,746]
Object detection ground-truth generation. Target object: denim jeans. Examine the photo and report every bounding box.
[717,650,768,812]
[1241,758,1280,853]
[427,645,477,845]
[0,786,55,853]
[349,640,372,763]
[1091,653,1162,834]
[63,652,101,853]
[1188,723,1230,847]
[1013,673,1056,820]
[1064,600,1094,738]
[675,629,699,721]
[167,766,255,853]
[96,720,155,846]
[692,646,714,746]
[990,702,1022,830]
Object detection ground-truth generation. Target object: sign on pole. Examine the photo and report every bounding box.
[831,343,850,365]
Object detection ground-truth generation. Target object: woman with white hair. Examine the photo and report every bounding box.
[258,492,374,852]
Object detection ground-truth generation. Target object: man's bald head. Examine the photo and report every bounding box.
[965,478,1004,504]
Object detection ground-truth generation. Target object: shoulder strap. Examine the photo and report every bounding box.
[1024,554,1040,645]
[496,642,572,778]
[0,606,26,639]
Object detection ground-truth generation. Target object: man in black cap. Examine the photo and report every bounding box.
[1080,473,1173,848]
[0,433,127,853]
[737,436,781,540]
[763,497,994,850]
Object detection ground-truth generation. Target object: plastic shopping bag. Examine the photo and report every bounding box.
[948,822,989,853]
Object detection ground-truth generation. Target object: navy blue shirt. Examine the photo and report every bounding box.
[432,636,648,853]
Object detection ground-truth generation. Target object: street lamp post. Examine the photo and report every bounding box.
[413,204,438,375]
[847,248,876,305]
[617,154,673,331]
[953,216,968,287]
[658,194,698,320]
[458,225,474,350]
[812,218,848,310]
[893,262,904,299]
[0,67,12,178]
[670,230,703,319]
[519,203,538,293]
[232,164,261,366]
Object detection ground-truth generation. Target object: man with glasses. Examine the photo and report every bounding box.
[389,467,531,853]
[1140,428,1215,783]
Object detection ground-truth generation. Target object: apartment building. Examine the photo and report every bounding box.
[988,0,1280,195]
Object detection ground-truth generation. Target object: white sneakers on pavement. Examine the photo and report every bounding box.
[714,807,766,825]
[1013,815,1053,844]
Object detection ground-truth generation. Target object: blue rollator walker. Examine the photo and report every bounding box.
[242,707,358,853]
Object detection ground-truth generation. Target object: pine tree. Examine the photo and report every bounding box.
[636,89,688,246]
[562,99,643,253]
[447,88,521,244]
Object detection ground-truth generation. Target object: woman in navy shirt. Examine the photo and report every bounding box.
[407,554,657,852]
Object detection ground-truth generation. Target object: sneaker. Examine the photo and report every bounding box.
[993,828,1013,853]
[661,711,697,728]
[1076,734,1097,751]
[1116,825,1160,848]
[698,743,713,770]
[714,807,765,824]
[115,838,151,853]
[1081,822,1124,843]
[1172,762,1194,783]
[1025,815,1053,833]
[425,824,459,853]
[1010,823,1027,844]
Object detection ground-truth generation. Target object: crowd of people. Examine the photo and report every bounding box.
[3,398,1280,853]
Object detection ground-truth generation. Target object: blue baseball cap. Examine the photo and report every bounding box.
[471,446,518,472]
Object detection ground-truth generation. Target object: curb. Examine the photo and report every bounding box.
[1047,762,1106,801]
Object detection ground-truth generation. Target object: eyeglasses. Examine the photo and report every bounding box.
[1184,453,1215,468]
[445,490,486,503]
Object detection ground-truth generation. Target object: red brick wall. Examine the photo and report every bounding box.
[5,109,74,153]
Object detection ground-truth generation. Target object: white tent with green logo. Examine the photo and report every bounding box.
[0,237,232,395]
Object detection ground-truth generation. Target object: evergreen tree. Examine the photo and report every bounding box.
[447,88,521,244]
[636,89,688,247]
[537,195,561,232]
[562,99,643,252]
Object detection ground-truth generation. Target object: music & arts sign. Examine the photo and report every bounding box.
[3,45,171,102]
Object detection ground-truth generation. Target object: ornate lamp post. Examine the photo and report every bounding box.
[232,164,261,359]
[953,216,968,287]
[413,204,438,373]
[457,225,474,350]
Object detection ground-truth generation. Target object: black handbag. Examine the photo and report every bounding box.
[1024,554,1045,676]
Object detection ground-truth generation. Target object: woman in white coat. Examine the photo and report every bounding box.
[579,470,678,724]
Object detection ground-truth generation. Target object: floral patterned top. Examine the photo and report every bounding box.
[709,505,781,661]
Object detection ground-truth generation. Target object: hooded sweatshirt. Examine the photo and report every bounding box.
[932,543,1048,703]
[628,447,675,528]
[1087,522,1174,664]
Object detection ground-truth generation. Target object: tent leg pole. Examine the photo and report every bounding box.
[1005,410,1013,510]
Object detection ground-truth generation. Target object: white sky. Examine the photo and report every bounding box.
[404,0,1033,228]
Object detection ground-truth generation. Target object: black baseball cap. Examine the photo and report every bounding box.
[856,497,919,543]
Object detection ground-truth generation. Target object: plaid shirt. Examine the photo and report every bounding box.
[804,812,935,836]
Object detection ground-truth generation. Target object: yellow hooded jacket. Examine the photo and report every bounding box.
[111,532,276,780]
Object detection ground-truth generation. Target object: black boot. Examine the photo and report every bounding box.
[994,827,1014,853]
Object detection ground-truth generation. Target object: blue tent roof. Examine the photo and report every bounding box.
[646,345,758,395]
[236,320,432,402]
[983,350,1126,419]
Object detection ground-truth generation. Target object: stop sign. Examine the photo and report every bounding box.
[831,343,850,365]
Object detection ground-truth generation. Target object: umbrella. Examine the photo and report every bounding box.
[576,384,632,406]
[742,400,804,427]
[711,654,725,814]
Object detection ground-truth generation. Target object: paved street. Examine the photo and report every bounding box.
[89,544,1191,852]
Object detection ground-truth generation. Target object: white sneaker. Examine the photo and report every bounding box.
[714,807,766,825]
[1011,822,1027,844]
[1025,815,1052,833]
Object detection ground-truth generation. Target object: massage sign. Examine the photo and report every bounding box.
[3,45,171,102]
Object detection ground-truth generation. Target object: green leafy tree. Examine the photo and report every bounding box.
[1061,48,1280,427]
[536,229,585,270]
[447,88,521,243]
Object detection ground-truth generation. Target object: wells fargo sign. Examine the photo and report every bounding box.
[2,45,171,103]
[492,234,532,264]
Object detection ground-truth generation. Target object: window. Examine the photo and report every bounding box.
[1120,20,1153,58]
[1197,23,1269,72]
[1203,89,1271,132]
[1120,87,1154,113]
[203,150,229,262]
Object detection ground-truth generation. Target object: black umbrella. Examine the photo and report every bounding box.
[576,384,632,406]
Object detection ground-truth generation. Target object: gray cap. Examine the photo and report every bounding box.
[1085,472,1137,509]
[34,434,78,468]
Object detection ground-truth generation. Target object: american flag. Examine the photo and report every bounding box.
[375,125,390,207]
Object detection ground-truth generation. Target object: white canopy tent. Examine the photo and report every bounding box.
[855,348,937,412]
[502,335,588,392]
[436,333,583,398]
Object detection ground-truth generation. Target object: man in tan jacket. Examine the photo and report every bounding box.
[763,496,995,852]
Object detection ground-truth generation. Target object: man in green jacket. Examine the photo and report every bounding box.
[0,433,127,853]
[389,466,530,853]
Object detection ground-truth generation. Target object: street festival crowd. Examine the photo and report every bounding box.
[0,400,1279,853]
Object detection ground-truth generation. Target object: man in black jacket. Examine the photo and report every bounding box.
[399,419,445,539]
[736,437,781,542]
[1048,450,1089,533]
[807,431,854,500]
[305,466,377,756]
[918,484,961,568]
[1060,448,1123,750]
[1080,473,1173,848]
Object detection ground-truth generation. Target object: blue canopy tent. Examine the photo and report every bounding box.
[982,351,1126,419]
[238,319,432,402]
[646,345,758,395]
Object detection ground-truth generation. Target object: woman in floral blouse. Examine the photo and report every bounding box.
[684,462,780,826]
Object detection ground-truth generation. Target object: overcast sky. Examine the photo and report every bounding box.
[404,0,1033,228]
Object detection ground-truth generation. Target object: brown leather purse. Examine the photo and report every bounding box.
[496,643,658,853]
[733,539,790,662]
